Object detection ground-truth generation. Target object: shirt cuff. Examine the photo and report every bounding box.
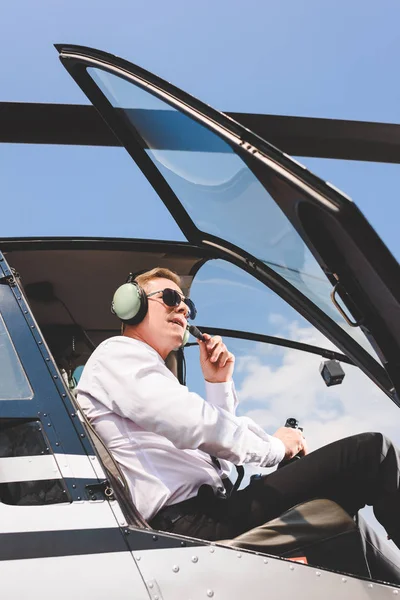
[265,436,286,467]
[205,380,237,413]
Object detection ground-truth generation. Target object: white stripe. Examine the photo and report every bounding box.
[0,455,60,483]
[0,500,126,532]
[54,454,106,480]
[0,454,106,483]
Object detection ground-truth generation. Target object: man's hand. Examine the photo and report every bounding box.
[198,333,235,383]
[273,427,308,460]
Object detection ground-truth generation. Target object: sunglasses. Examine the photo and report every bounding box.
[146,288,197,320]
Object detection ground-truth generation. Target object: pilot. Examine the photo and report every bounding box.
[76,267,400,555]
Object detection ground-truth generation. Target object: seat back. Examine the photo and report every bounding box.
[71,390,150,529]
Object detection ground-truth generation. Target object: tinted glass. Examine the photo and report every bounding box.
[87,68,378,359]
[0,420,67,505]
[298,157,400,262]
[190,259,335,348]
[0,314,33,400]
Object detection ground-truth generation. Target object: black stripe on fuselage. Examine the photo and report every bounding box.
[0,527,204,560]
[0,528,127,561]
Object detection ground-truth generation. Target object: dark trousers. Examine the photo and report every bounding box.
[151,432,400,545]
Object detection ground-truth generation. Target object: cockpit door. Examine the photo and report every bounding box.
[56,44,400,401]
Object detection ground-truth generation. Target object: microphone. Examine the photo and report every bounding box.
[188,325,205,342]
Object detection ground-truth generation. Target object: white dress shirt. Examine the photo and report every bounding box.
[76,336,285,520]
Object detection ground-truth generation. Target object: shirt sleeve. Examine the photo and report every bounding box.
[80,340,285,468]
[205,380,238,414]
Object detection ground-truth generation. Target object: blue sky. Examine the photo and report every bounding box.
[1,0,400,257]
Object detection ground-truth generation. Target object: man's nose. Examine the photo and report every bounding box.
[176,302,188,317]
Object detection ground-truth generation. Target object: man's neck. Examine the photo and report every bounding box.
[123,329,167,360]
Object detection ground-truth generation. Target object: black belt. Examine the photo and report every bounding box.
[150,494,200,530]
[150,470,245,531]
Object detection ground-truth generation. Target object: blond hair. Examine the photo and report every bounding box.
[121,268,182,334]
[135,267,181,291]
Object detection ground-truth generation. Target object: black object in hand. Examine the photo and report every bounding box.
[277,417,303,469]
[284,417,303,432]
[188,325,205,342]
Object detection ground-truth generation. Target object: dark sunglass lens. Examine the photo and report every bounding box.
[163,288,181,307]
[184,298,197,320]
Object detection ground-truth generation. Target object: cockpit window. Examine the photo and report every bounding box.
[190,259,335,347]
[86,68,379,361]
[185,335,400,459]
[0,313,33,400]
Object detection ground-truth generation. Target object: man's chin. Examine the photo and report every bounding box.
[170,333,184,352]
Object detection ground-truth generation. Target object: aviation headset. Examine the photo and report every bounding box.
[111,276,191,347]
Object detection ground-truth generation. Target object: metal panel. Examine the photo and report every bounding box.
[0,552,149,600]
[133,544,399,600]
[0,500,127,533]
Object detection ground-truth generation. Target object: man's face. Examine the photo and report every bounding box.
[134,277,189,358]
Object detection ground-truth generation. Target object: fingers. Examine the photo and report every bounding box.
[207,336,227,366]
[299,436,308,456]
[197,335,209,359]
[273,427,305,460]
[292,430,307,457]
[288,430,303,457]
[197,334,234,368]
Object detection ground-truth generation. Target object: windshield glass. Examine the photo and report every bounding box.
[0,313,32,400]
[190,258,338,349]
[87,67,379,359]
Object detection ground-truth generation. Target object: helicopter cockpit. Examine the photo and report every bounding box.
[0,238,398,584]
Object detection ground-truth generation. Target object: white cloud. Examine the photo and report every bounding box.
[268,313,287,328]
[236,321,399,452]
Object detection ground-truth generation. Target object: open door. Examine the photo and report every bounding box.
[56,44,400,401]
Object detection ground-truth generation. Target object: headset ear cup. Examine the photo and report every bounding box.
[112,282,148,325]
[181,327,190,347]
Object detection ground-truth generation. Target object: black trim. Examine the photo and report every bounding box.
[188,327,355,365]
[0,528,127,560]
[0,237,211,256]
[0,527,204,561]
[124,527,205,551]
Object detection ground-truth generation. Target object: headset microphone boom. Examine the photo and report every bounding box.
[188,324,205,342]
